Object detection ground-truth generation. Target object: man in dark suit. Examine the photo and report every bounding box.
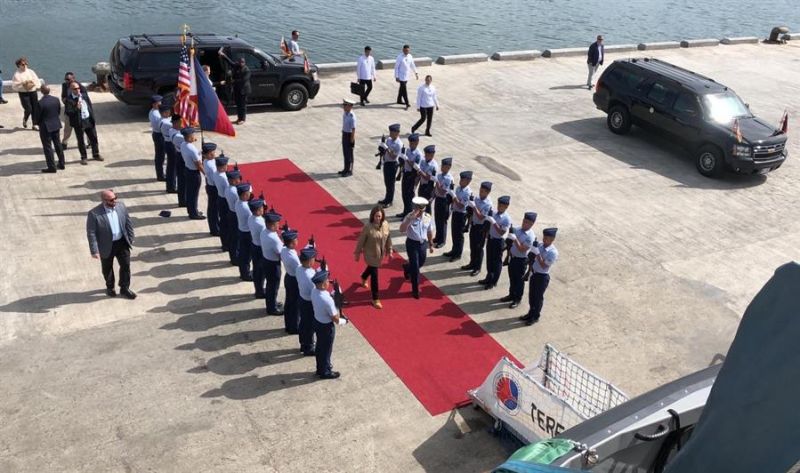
[35,85,66,173]
[587,35,605,90]
[86,190,136,299]
[64,81,102,163]
[219,48,251,125]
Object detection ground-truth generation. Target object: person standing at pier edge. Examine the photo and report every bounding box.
[311,270,340,379]
[248,198,266,298]
[417,145,438,214]
[401,197,435,299]
[354,205,393,309]
[159,108,178,193]
[502,212,536,309]
[443,170,473,262]
[481,195,512,290]
[11,57,41,130]
[65,80,102,163]
[396,133,422,218]
[520,227,558,325]
[587,35,604,89]
[379,123,402,208]
[339,99,357,177]
[412,75,439,137]
[235,183,254,281]
[148,95,166,181]
[60,72,85,149]
[86,190,136,299]
[290,30,303,57]
[461,181,493,277]
[201,142,220,235]
[35,85,66,173]
[432,157,453,248]
[260,211,285,316]
[356,46,376,106]
[280,229,301,333]
[394,44,418,109]
[219,48,251,124]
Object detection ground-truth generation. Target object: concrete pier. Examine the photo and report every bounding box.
[0,41,798,472]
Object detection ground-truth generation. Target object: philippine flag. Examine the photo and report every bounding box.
[192,56,236,137]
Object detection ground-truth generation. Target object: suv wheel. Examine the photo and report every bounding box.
[696,144,725,178]
[281,83,309,111]
[607,105,632,135]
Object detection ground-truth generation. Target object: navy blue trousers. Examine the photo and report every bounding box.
[400,171,417,216]
[151,132,165,180]
[217,197,229,250]
[185,168,201,217]
[164,142,177,192]
[527,273,550,320]
[405,238,428,295]
[508,256,527,302]
[263,259,282,313]
[205,185,219,235]
[467,223,486,271]
[417,182,433,213]
[313,320,335,375]
[283,274,299,333]
[449,211,467,258]
[298,298,316,352]
[382,161,397,204]
[176,163,186,207]
[485,237,504,286]
[342,132,354,172]
[238,230,252,279]
[434,196,450,245]
[252,247,265,296]
[226,210,240,264]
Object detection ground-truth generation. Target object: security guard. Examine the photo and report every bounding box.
[502,212,537,309]
[180,127,206,220]
[225,170,243,264]
[432,156,453,248]
[443,170,473,262]
[235,183,253,281]
[248,198,266,298]
[339,99,357,177]
[396,132,421,218]
[201,142,219,236]
[481,195,512,289]
[311,270,341,379]
[212,162,233,252]
[296,246,319,356]
[159,109,178,193]
[520,227,559,325]
[260,211,285,316]
[379,123,402,208]
[416,145,438,214]
[280,229,301,334]
[400,197,434,299]
[462,181,493,277]
[148,95,166,181]
[170,116,186,206]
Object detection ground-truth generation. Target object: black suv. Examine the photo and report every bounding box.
[593,58,787,177]
[109,33,320,111]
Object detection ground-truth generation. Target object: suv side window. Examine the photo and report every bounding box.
[673,93,699,115]
[136,51,178,71]
[609,66,646,90]
[647,82,678,107]
[233,50,263,70]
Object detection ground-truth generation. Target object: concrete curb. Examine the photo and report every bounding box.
[721,37,760,45]
[542,47,585,58]
[435,53,489,65]
[490,50,542,61]
[680,38,720,48]
[604,44,638,54]
[637,41,682,51]
[316,62,358,75]
[376,57,433,70]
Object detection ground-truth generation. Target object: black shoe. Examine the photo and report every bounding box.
[382,202,392,209]
[106,288,117,297]
[519,314,532,321]
[405,105,410,111]
[41,168,57,173]
[22,119,28,128]
[240,274,253,282]
[210,231,220,237]
[412,291,420,299]
[254,292,265,299]
[469,269,480,277]
[0,98,7,104]
[477,278,489,285]
[93,155,104,161]
[365,99,370,104]
[57,163,65,170]
[509,301,519,309]
[337,170,346,175]
[360,101,365,106]
[80,159,88,165]
[425,132,432,137]
[525,318,539,326]
[403,264,409,281]
[156,176,166,182]
[120,288,137,299]
[319,371,341,379]
[460,264,473,271]
[286,330,299,335]
[377,199,386,205]
[434,242,445,249]
[189,214,207,220]
[302,349,316,357]
[442,251,453,257]
[230,260,238,266]
[499,295,514,303]
[61,142,68,150]
[484,283,496,290]
[167,189,177,194]
[267,310,284,316]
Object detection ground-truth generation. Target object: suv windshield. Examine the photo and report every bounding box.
[703,92,751,123]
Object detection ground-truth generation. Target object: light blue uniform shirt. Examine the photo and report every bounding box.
[280,247,301,277]
[180,141,201,171]
[472,196,493,224]
[384,137,402,163]
[434,171,453,198]
[225,185,239,211]
[235,201,252,231]
[159,118,172,138]
[418,158,438,185]
[105,206,122,241]
[213,172,229,198]
[489,211,512,240]
[248,215,266,246]
[510,227,535,258]
[260,229,283,262]
[403,147,422,172]
[452,185,472,214]
[312,288,337,323]
[297,266,317,301]
[149,109,162,132]
[532,244,558,274]
[405,213,433,242]
[203,159,217,186]
[342,111,356,132]
[170,131,185,149]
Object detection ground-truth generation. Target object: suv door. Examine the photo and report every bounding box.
[233,49,280,103]
[668,92,704,147]
[632,80,679,134]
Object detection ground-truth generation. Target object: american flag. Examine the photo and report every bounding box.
[176,44,198,126]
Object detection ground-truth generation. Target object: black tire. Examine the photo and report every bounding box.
[696,144,725,178]
[607,104,632,135]
[281,83,309,111]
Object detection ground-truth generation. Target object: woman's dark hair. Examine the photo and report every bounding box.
[369,205,385,225]
[15,57,28,68]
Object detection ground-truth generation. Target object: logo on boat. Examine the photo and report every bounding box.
[494,372,520,414]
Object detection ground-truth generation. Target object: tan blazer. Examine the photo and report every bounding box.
[355,221,392,267]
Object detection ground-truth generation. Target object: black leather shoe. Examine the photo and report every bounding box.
[319,371,341,379]
[156,177,166,182]
[189,214,207,220]
[61,142,68,149]
[469,269,480,277]
[525,318,538,326]
[509,301,519,309]
[499,295,514,303]
[519,314,532,321]
[93,155,104,161]
[240,274,253,282]
[302,350,316,357]
[477,278,489,285]
[41,168,57,173]
[166,189,178,194]
[120,288,137,299]
[254,292,265,299]
[484,283,495,290]
[449,256,461,262]
[267,310,285,316]
[57,164,65,170]
[382,202,392,209]
[106,288,117,297]
[434,243,445,249]
[80,159,88,165]
[412,291,420,299]
[442,251,453,257]
[460,264,473,271]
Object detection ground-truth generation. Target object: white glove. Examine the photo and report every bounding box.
[413,163,420,171]
[378,142,388,151]
[486,216,496,225]
[468,200,476,208]
[507,233,517,241]
[447,189,457,198]
[531,245,540,256]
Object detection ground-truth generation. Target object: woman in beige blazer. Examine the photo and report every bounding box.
[354,205,393,309]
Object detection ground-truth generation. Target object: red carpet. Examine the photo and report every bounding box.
[239,159,519,415]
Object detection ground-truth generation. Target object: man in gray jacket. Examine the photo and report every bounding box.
[86,189,136,298]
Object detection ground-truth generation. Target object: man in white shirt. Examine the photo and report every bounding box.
[289,30,303,57]
[356,46,377,106]
[394,44,418,110]
[412,75,440,137]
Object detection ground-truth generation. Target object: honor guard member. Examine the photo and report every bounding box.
[379,123,402,208]
[296,247,319,356]
[502,212,537,308]
[201,142,219,236]
[159,109,178,193]
[396,132,422,218]
[521,227,559,325]
[400,197,435,299]
[170,116,187,206]
[180,127,206,220]
[432,156,454,248]
[260,211,285,316]
[481,195,512,289]
[212,161,233,251]
[443,170,473,262]
[235,183,254,281]
[338,99,357,177]
[416,145,438,214]
[247,198,267,298]
[280,229,301,334]
[311,270,341,379]
[225,171,243,264]
[148,95,166,181]
[462,181,493,276]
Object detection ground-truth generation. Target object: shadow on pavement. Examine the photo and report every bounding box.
[134,260,231,279]
[0,288,108,313]
[158,303,262,329]
[175,328,286,352]
[200,371,317,400]
[192,348,304,376]
[105,158,152,168]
